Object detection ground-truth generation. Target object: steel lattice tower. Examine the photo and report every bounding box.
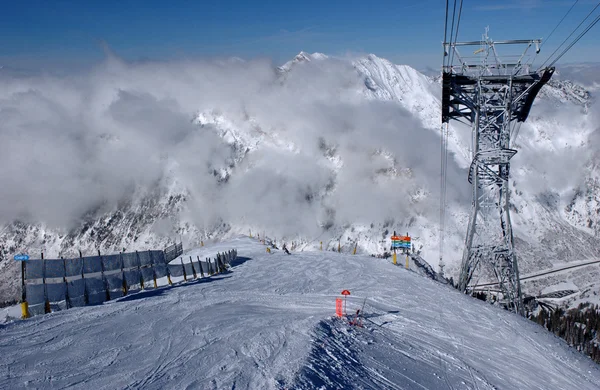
[442,31,554,314]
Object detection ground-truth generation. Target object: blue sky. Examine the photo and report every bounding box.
[1,0,598,72]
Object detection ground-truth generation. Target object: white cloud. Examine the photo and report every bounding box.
[0,54,470,240]
[5,52,594,251]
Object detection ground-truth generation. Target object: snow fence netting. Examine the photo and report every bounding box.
[192,257,204,278]
[121,252,142,292]
[138,251,156,289]
[25,259,45,316]
[21,246,236,317]
[64,258,86,307]
[168,261,185,284]
[83,256,106,305]
[44,259,67,311]
[183,259,195,280]
[103,254,124,300]
[150,250,169,286]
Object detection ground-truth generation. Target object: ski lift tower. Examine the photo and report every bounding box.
[442,29,554,314]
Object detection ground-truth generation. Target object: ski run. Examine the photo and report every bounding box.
[1,236,599,389]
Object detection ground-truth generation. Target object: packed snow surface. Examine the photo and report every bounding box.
[1,237,599,389]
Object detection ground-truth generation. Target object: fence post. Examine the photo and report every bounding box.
[120,253,128,296]
[207,257,213,275]
[43,257,51,314]
[21,259,28,319]
[189,256,197,279]
[99,251,111,302]
[197,256,205,278]
[82,256,89,305]
[149,250,158,288]
[181,257,187,281]
[163,250,173,285]
[218,253,225,272]
[62,258,70,309]
[136,251,144,290]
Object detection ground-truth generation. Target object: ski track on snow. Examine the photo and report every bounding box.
[1,237,600,389]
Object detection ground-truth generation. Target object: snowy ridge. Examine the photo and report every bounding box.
[354,54,442,130]
[1,237,599,389]
[277,51,329,73]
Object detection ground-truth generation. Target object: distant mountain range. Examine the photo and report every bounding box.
[1,52,598,308]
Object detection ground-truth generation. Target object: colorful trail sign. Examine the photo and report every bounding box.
[391,235,411,249]
[14,254,29,261]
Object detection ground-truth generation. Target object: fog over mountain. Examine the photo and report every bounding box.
[0,52,598,305]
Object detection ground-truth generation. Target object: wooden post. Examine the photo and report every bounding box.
[136,251,144,290]
[43,257,51,314]
[150,250,158,288]
[164,251,173,285]
[120,253,128,296]
[197,256,205,278]
[99,252,111,302]
[207,258,213,275]
[189,256,197,279]
[216,253,223,273]
[62,257,70,309]
[181,257,187,281]
[82,256,88,305]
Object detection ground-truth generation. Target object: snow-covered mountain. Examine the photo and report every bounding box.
[0,52,598,308]
[1,237,599,389]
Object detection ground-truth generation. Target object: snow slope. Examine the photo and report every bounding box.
[1,237,599,389]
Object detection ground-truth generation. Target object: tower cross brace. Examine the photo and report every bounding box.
[442,32,554,314]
